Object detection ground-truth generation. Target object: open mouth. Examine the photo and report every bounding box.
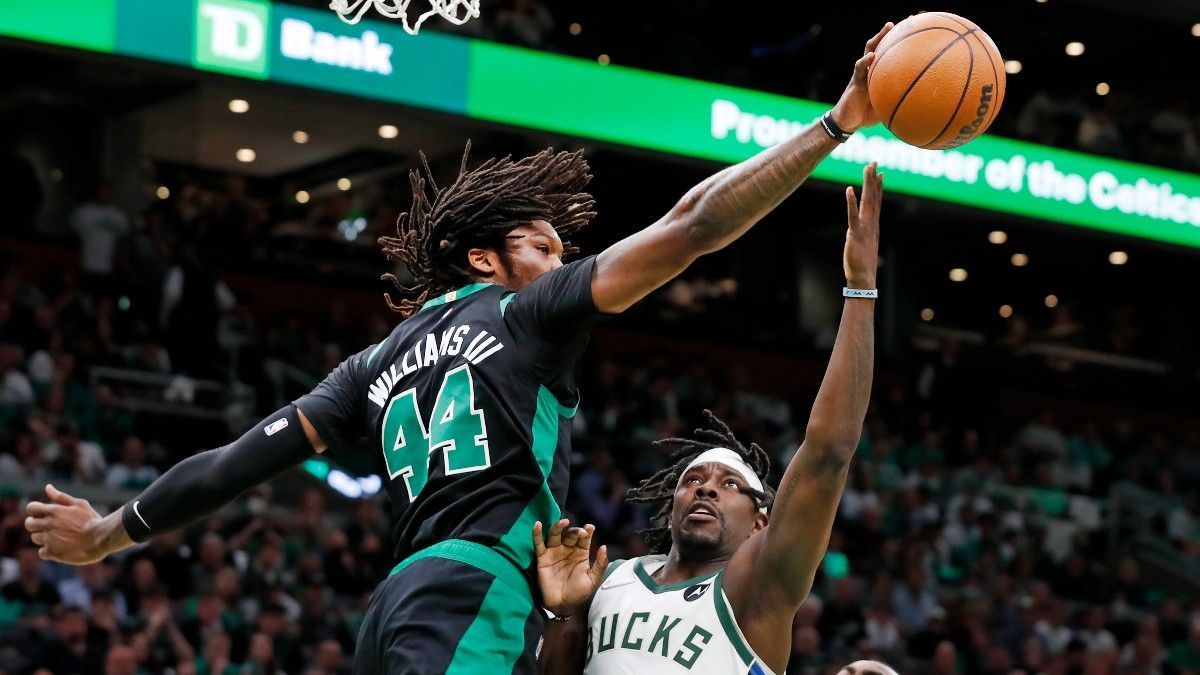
[685,502,718,523]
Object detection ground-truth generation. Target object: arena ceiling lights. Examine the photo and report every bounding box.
[4,0,1200,249]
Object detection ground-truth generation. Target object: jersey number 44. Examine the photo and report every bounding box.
[379,364,491,502]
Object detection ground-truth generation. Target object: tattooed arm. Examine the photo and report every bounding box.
[590,23,893,313]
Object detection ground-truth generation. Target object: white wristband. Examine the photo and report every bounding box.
[843,287,878,299]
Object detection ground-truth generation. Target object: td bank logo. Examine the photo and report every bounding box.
[196,0,270,78]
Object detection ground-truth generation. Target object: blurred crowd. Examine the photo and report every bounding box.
[4,214,1200,674]
[0,141,1196,673]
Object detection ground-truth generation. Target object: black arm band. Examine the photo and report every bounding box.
[121,405,314,543]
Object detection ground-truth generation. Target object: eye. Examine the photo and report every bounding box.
[724,479,740,489]
[537,245,551,254]
[687,476,701,485]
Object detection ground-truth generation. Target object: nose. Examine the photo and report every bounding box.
[694,479,719,499]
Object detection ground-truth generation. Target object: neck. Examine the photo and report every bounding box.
[655,547,729,584]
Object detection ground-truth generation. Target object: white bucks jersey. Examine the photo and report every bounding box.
[583,555,777,675]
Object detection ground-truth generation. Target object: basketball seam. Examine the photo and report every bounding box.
[885,30,974,130]
[968,31,1004,137]
[869,26,961,90]
[925,29,979,148]
[927,12,1002,149]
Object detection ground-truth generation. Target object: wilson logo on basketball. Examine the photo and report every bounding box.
[952,84,994,146]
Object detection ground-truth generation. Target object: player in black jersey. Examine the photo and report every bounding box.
[25,23,892,675]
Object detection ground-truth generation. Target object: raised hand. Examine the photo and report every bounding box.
[533,519,609,616]
[830,22,895,133]
[844,163,883,289]
[24,484,109,564]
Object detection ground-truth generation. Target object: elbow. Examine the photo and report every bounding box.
[668,185,727,256]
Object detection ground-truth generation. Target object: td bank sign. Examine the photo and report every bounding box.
[195,0,395,78]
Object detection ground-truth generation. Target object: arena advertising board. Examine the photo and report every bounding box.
[2,1,1199,248]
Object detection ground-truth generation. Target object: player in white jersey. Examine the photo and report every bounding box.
[533,162,884,675]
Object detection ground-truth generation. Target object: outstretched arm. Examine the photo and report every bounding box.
[724,163,882,648]
[590,23,893,313]
[25,405,325,564]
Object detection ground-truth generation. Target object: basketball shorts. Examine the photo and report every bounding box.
[352,540,542,675]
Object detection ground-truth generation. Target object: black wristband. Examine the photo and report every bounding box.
[820,111,854,143]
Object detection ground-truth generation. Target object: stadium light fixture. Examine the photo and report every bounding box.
[949,268,968,282]
[228,99,250,113]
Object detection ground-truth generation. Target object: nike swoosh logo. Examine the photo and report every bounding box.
[131,501,151,531]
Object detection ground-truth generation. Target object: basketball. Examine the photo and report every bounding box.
[868,12,1006,149]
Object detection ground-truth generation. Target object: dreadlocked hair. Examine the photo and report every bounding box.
[378,141,597,317]
[627,410,775,554]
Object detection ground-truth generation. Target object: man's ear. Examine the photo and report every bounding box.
[466,247,499,277]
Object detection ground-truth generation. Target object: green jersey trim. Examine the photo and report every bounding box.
[492,385,567,569]
[632,558,720,594]
[712,572,756,667]
[499,293,517,317]
[388,539,528,596]
[419,283,494,313]
[601,559,627,584]
[365,341,386,367]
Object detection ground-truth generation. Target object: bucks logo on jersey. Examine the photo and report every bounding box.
[583,556,777,675]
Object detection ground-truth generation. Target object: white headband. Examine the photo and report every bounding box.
[679,448,768,514]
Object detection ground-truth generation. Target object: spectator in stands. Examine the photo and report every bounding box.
[70,183,131,300]
[160,246,237,378]
[1,542,60,619]
[0,343,33,412]
[46,422,106,485]
[892,565,938,634]
[105,436,160,491]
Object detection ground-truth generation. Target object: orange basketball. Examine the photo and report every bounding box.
[868,12,1006,149]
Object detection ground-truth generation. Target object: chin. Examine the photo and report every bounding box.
[675,529,724,554]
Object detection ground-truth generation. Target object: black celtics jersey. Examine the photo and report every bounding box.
[294,256,605,580]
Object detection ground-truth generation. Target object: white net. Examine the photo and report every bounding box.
[328,0,481,35]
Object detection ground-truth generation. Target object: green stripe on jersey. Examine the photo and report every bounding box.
[365,341,386,367]
[601,559,627,584]
[712,572,755,667]
[493,386,573,569]
[633,559,720,594]
[499,293,517,317]
[445,576,533,674]
[419,283,493,313]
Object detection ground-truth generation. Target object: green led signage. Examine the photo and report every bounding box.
[1,1,1199,248]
